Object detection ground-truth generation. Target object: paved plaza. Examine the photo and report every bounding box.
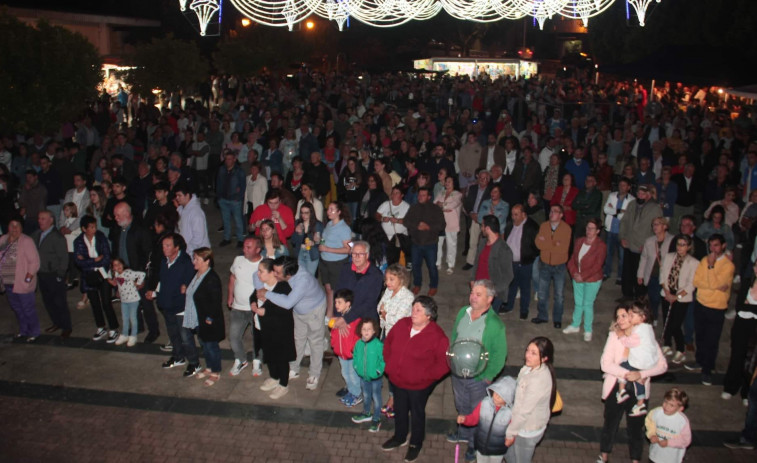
[0,205,754,462]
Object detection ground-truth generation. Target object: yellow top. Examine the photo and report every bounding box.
[693,256,735,310]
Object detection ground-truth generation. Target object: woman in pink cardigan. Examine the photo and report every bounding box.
[597,304,668,463]
[0,216,41,342]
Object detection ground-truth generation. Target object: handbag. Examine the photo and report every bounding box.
[551,390,563,414]
[85,270,105,287]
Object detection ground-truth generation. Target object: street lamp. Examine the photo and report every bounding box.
[241,17,251,27]
[305,19,315,29]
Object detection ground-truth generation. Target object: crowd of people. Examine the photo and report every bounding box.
[2,68,757,462]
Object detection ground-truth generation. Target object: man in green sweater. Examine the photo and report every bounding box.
[448,279,508,462]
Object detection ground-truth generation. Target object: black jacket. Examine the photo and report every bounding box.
[504,218,540,266]
[193,269,225,342]
[464,184,492,214]
[111,222,152,272]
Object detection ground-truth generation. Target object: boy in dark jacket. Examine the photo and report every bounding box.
[457,376,517,462]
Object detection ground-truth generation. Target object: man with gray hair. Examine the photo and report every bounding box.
[447,279,508,461]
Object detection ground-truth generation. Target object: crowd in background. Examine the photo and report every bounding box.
[1,68,757,462]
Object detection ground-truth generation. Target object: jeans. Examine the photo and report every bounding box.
[291,300,327,378]
[411,243,439,289]
[298,250,320,276]
[436,231,458,269]
[531,260,540,295]
[38,274,72,331]
[507,262,532,317]
[339,357,362,397]
[505,430,544,463]
[361,377,383,422]
[200,339,222,372]
[451,376,489,449]
[570,280,601,333]
[742,375,757,444]
[218,198,244,242]
[619,361,645,399]
[120,301,139,337]
[180,326,201,365]
[646,276,661,322]
[536,263,566,323]
[694,302,726,375]
[393,385,433,447]
[603,232,624,279]
[5,287,41,337]
[229,309,256,363]
[599,382,645,461]
[161,310,185,360]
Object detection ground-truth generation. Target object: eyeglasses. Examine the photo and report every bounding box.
[351,252,368,256]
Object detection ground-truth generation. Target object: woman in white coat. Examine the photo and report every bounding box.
[659,234,699,364]
[637,217,674,324]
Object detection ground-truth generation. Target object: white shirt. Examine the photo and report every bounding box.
[377,200,409,239]
[230,256,261,311]
[486,145,496,170]
[506,221,524,262]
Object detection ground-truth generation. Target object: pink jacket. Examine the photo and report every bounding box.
[600,331,667,400]
[0,234,40,294]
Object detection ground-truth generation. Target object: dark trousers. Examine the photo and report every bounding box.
[647,276,661,322]
[661,300,687,353]
[138,288,160,335]
[411,244,439,289]
[621,251,642,299]
[386,234,412,266]
[393,385,433,447]
[723,315,757,397]
[268,358,290,387]
[507,262,533,317]
[161,309,186,360]
[87,283,119,330]
[743,375,757,444]
[694,302,726,375]
[38,274,72,330]
[600,383,645,461]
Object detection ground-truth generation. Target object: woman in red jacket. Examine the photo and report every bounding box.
[550,173,579,226]
[563,218,607,342]
[381,295,449,462]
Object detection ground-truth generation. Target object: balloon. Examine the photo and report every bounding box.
[446,339,489,378]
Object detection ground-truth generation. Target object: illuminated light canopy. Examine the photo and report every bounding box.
[184,0,659,33]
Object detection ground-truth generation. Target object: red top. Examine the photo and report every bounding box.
[475,243,493,280]
[567,237,608,283]
[550,186,579,225]
[249,203,295,242]
[383,317,449,390]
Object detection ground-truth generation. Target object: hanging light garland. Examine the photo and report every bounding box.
[217,0,659,31]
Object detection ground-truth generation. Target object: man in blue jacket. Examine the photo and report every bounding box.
[146,233,195,371]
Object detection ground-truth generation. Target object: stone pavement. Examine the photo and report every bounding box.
[0,202,754,462]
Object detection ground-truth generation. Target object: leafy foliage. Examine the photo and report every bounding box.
[0,12,102,134]
[213,35,273,77]
[124,34,209,95]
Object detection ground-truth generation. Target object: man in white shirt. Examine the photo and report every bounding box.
[538,136,558,171]
[244,161,268,218]
[483,133,506,171]
[175,186,210,255]
[227,236,264,376]
[377,186,411,266]
[59,172,90,227]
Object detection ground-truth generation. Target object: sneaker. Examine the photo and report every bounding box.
[721,392,733,400]
[384,407,395,419]
[595,454,607,463]
[306,376,319,390]
[114,334,128,345]
[744,398,749,407]
[183,363,202,377]
[229,359,249,376]
[662,346,673,357]
[629,403,647,417]
[464,448,476,462]
[343,393,363,407]
[583,332,592,342]
[723,438,755,450]
[446,432,467,443]
[160,342,173,352]
[446,268,454,275]
[269,385,289,399]
[369,421,381,433]
[162,357,186,369]
[260,378,279,392]
[127,336,137,347]
[404,445,421,462]
[684,362,702,372]
[106,330,119,343]
[616,388,630,404]
[289,370,300,379]
[701,374,713,386]
[339,392,353,404]
[251,359,263,376]
[92,328,107,341]
[351,413,373,424]
[111,297,120,304]
[335,387,349,398]
[381,437,408,451]
[562,325,580,334]
[671,351,686,364]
